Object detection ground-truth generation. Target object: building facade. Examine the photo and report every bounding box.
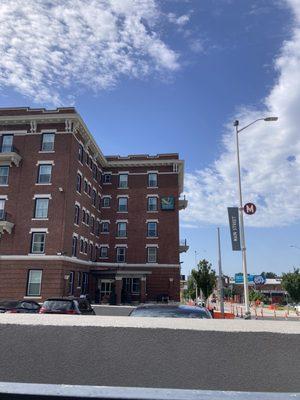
[0,107,188,304]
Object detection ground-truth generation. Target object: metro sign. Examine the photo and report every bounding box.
[243,203,256,215]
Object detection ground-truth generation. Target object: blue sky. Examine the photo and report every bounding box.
[0,0,299,277]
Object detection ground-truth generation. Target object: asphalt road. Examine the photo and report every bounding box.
[0,316,299,392]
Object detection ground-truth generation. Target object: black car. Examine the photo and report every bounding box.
[129,304,212,319]
[39,297,95,315]
[0,300,41,314]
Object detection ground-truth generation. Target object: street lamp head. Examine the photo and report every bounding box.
[264,117,278,122]
[233,120,239,127]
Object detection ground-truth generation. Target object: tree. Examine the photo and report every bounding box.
[261,272,277,279]
[249,290,267,303]
[191,259,216,300]
[281,268,300,303]
[186,275,196,300]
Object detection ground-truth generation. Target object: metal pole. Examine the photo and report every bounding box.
[235,122,251,319]
[217,227,225,316]
[194,251,198,301]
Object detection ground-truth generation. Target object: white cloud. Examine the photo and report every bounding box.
[182,0,300,228]
[0,0,180,104]
[167,13,190,26]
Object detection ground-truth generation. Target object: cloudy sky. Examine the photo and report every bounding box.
[0,0,299,276]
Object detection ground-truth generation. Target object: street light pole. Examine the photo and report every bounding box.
[233,116,278,319]
[217,227,225,316]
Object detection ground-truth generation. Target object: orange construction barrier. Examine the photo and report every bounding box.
[213,311,235,319]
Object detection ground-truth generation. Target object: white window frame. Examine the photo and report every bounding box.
[116,247,126,263]
[31,232,46,254]
[41,132,55,152]
[27,270,42,297]
[34,198,49,219]
[147,246,157,263]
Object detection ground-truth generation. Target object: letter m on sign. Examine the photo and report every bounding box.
[243,203,256,215]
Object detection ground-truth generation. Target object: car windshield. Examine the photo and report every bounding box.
[42,300,73,311]
[130,306,211,319]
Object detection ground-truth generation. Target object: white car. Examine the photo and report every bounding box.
[294,304,300,313]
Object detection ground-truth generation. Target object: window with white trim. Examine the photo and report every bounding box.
[1,134,13,152]
[31,232,46,254]
[147,197,157,211]
[116,247,126,263]
[34,198,49,219]
[103,174,111,184]
[41,133,55,151]
[102,197,111,207]
[37,164,52,184]
[147,247,157,263]
[118,174,128,188]
[101,222,109,233]
[78,144,84,163]
[99,246,108,258]
[26,270,42,296]
[118,197,128,212]
[72,236,78,257]
[148,173,157,187]
[92,189,97,206]
[117,222,127,237]
[74,205,80,224]
[0,199,5,220]
[76,173,82,192]
[147,222,157,237]
[0,166,9,185]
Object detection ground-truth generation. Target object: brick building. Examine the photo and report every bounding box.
[0,107,188,304]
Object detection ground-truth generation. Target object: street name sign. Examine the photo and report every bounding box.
[227,207,241,251]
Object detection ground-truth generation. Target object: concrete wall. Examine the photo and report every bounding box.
[0,316,299,393]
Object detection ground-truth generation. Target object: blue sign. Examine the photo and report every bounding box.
[161,196,175,210]
[253,275,266,285]
[234,274,255,284]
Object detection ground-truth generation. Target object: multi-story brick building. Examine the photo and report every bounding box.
[0,107,188,304]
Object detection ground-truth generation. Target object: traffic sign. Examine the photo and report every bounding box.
[244,203,256,215]
[253,275,266,285]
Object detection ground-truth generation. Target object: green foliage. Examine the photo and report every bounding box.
[261,271,277,279]
[186,275,196,300]
[249,290,267,303]
[281,268,300,303]
[191,259,217,300]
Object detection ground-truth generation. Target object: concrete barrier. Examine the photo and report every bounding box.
[0,315,299,393]
[92,304,134,316]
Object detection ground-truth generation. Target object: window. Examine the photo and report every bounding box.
[68,271,74,295]
[117,222,127,237]
[37,164,52,184]
[98,194,101,211]
[148,173,157,187]
[72,236,78,257]
[147,222,157,237]
[86,212,90,226]
[1,135,13,152]
[74,205,80,225]
[0,199,5,220]
[147,197,157,211]
[89,244,94,261]
[97,171,102,184]
[95,221,100,236]
[84,180,88,193]
[76,173,82,193]
[34,198,49,219]
[0,166,9,185]
[26,270,42,296]
[80,239,84,253]
[124,278,140,294]
[84,241,88,254]
[118,174,128,188]
[147,247,157,263]
[92,164,97,180]
[101,222,109,233]
[41,133,55,151]
[132,278,140,294]
[77,272,82,288]
[103,174,111,184]
[102,197,111,207]
[81,272,88,294]
[92,189,97,206]
[78,145,84,163]
[116,247,126,263]
[88,184,91,196]
[118,197,128,212]
[31,232,46,254]
[86,154,90,166]
[82,209,86,224]
[99,246,108,258]
[90,216,95,233]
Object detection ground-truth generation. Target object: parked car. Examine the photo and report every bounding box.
[39,298,95,315]
[294,304,300,314]
[129,304,212,319]
[0,300,41,314]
